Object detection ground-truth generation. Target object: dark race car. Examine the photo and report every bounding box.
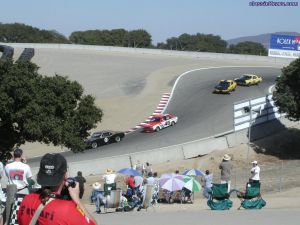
[85,130,125,149]
[234,74,262,86]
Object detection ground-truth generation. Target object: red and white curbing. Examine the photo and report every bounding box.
[125,93,171,134]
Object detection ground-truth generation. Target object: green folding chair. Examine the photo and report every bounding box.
[238,182,266,209]
[207,183,232,210]
[103,183,116,196]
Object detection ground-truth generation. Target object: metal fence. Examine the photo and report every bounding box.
[211,161,300,194]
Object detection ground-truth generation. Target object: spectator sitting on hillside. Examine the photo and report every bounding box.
[125,175,136,196]
[146,172,155,185]
[91,182,105,214]
[103,168,117,195]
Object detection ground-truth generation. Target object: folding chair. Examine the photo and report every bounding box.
[207,183,233,210]
[138,185,155,211]
[237,182,266,209]
[104,189,122,213]
[103,183,116,196]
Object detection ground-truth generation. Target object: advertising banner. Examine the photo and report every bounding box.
[270,34,300,51]
[269,34,300,58]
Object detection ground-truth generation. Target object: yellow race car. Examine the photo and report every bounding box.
[214,80,237,94]
[234,74,262,86]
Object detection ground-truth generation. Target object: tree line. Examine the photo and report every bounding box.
[0,23,267,55]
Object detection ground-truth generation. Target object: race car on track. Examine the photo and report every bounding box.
[213,80,237,94]
[85,130,125,149]
[142,114,178,132]
[234,74,262,86]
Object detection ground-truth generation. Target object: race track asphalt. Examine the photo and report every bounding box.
[28,66,281,167]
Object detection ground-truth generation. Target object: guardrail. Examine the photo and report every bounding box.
[0,42,293,64]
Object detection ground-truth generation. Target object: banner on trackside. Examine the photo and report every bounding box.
[268,34,300,59]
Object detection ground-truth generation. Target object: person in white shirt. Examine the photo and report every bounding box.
[250,160,260,183]
[5,148,32,194]
[0,161,6,202]
[103,168,117,184]
[144,162,152,177]
[133,160,145,176]
[146,172,155,186]
[102,168,117,195]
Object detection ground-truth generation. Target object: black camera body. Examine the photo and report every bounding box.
[66,177,76,188]
[61,177,76,200]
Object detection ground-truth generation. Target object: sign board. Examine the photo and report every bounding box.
[233,95,284,131]
[268,34,300,59]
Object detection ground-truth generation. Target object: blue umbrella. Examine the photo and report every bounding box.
[118,168,142,177]
[183,169,204,176]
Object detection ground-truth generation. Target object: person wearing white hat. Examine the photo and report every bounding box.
[219,154,233,192]
[91,182,105,214]
[103,168,117,185]
[103,168,117,196]
[250,161,260,183]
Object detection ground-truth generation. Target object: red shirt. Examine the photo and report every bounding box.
[126,176,135,188]
[17,193,96,225]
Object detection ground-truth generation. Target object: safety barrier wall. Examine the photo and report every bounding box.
[0,42,293,64]
[29,117,299,177]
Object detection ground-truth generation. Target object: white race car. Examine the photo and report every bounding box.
[141,113,178,132]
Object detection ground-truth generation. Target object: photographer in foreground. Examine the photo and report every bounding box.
[17,153,97,225]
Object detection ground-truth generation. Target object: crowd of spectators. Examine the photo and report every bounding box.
[0,150,261,224]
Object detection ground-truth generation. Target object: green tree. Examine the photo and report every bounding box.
[158,33,227,53]
[228,41,267,55]
[110,29,128,46]
[165,37,183,50]
[127,29,152,48]
[0,59,103,159]
[273,58,300,121]
[0,23,69,43]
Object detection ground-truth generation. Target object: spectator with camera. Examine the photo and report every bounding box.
[17,153,97,225]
